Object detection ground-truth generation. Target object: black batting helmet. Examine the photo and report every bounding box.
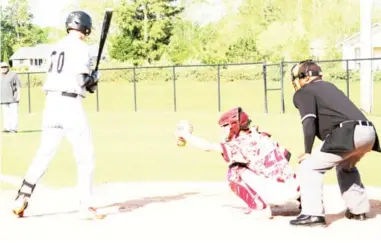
[65,11,92,36]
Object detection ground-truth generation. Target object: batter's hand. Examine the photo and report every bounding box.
[298,153,310,163]
[91,70,100,82]
[85,71,100,93]
[86,83,98,93]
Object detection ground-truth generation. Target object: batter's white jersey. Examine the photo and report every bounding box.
[43,35,92,97]
[22,34,97,211]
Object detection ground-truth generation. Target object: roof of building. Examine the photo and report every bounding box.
[338,23,381,46]
[10,43,107,60]
[10,44,52,60]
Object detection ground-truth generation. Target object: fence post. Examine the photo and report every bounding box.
[95,82,100,112]
[27,73,31,113]
[133,68,137,112]
[217,64,221,112]
[346,60,350,98]
[263,62,268,114]
[172,66,177,112]
[280,60,285,113]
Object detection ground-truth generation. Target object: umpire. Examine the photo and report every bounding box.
[289,60,381,227]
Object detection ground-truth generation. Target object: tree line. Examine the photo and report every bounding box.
[2,0,381,66]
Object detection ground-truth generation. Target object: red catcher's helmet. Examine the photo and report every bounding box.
[218,107,251,141]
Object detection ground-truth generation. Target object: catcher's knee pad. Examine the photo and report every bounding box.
[16,179,36,200]
[227,166,267,210]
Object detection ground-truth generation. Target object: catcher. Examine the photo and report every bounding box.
[175,107,301,219]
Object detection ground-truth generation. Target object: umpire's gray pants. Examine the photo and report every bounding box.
[298,124,376,216]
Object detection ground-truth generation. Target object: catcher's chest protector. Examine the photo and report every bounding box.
[258,131,291,160]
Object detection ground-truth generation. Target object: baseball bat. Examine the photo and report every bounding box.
[94,8,113,72]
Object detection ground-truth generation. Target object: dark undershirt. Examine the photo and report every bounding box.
[302,117,316,153]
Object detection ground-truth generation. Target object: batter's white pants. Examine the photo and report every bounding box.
[23,92,95,210]
[240,169,300,206]
[1,103,19,131]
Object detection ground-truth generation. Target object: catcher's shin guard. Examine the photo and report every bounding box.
[228,166,267,212]
[13,180,36,217]
[229,180,267,212]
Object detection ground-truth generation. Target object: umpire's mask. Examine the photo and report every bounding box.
[291,60,323,91]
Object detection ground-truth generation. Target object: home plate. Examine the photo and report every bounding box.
[0,182,380,243]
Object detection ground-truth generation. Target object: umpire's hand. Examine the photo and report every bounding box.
[298,153,310,164]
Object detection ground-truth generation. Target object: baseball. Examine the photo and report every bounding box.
[177,137,187,147]
[176,120,193,147]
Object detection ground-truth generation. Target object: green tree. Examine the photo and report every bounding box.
[167,20,204,64]
[109,0,184,65]
[43,27,66,44]
[0,7,17,62]
[0,0,48,61]
[225,38,263,63]
[6,0,34,48]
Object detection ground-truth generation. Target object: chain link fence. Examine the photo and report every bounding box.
[14,57,381,115]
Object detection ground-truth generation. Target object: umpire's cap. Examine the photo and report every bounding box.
[66,11,92,36]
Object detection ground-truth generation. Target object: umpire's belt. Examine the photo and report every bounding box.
[339,120,373,128]
[62,92,79,98]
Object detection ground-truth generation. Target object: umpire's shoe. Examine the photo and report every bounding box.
[290,214,326,227]
[345,210,367,221]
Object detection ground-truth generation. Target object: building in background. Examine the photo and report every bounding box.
[9,44,51,71]
[9,43,107,71]
[310,39,326,61]
[339,23,381,71]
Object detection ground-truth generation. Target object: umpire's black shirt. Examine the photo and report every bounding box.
[293,80,367,153]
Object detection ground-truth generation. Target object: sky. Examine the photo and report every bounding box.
[0,0,78,27]
[0,0,240,28]
[28,0,79,28]
[1,0,381,28]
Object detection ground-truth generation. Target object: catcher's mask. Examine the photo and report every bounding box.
[291,60,323,91]
[218,107,251,142]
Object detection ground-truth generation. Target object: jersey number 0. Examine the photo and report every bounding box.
[48,51,65,73]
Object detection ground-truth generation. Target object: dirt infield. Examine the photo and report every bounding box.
[0,182,380,243]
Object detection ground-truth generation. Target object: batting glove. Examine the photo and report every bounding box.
[86,83,98,93]
[91,70,100,82]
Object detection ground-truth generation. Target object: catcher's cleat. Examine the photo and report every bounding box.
[79,207,106,220]
[247,207,273,219]
[345,210,367,221]
[12,195,29,218]
[244,207,252,214]
[297,197,302,210]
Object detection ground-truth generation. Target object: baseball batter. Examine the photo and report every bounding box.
[175,107,301,219]
[12,11,104,220]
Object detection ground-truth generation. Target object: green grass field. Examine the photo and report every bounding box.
[1,79,381,189]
